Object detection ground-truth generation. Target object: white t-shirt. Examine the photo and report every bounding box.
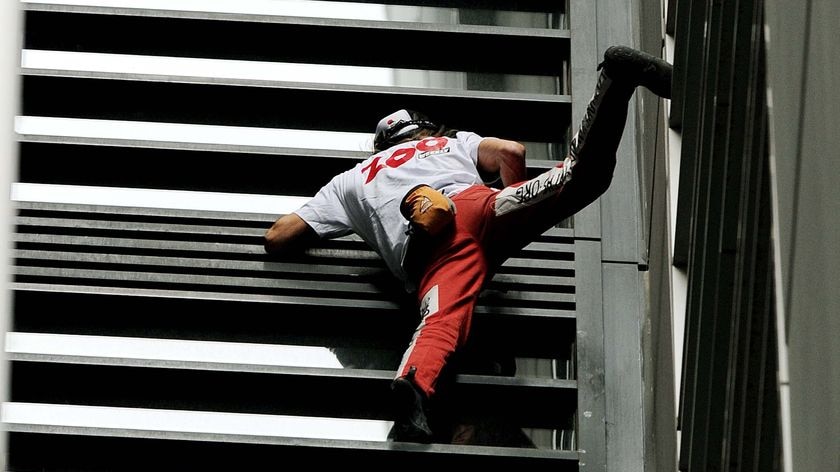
[294,131,487,288]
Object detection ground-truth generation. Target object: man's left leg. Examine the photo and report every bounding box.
[390,187,494,443]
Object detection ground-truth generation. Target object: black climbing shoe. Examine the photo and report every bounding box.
[389,377,433,444]
[598,45,673,99]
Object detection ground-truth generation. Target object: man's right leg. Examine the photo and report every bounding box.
[488,46,672,255]
[569,45,672,175]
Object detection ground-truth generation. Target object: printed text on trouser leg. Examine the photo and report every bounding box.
[493,159,573,217]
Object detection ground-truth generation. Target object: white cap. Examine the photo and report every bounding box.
[375,109,417,141]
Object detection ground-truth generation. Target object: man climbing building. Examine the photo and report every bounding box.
[264,45,672,443]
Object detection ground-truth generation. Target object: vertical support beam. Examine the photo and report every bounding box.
[596,0,643,264]
[766,1,840,471]
[0,3,22,470]
[570,0,601,240]
[643,92,677,472]
[671,0,705,267]
[683,2,724,467]
[575,240,607,472]
[762,0,808,318]
[634,0,667,268]
[570,5,608,471]
[674,1,710,468]
[719,1,765,468]
[602,262,645,472]
[668,0,689,131]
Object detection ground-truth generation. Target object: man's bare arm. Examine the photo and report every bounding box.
[264,213,317,255]
[477,138,527,187]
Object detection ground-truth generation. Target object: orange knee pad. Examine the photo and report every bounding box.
[400,185,456,236]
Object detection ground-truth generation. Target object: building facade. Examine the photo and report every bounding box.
[2,1,836,471]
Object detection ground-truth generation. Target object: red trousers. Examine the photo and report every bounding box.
[396,162,589,396]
